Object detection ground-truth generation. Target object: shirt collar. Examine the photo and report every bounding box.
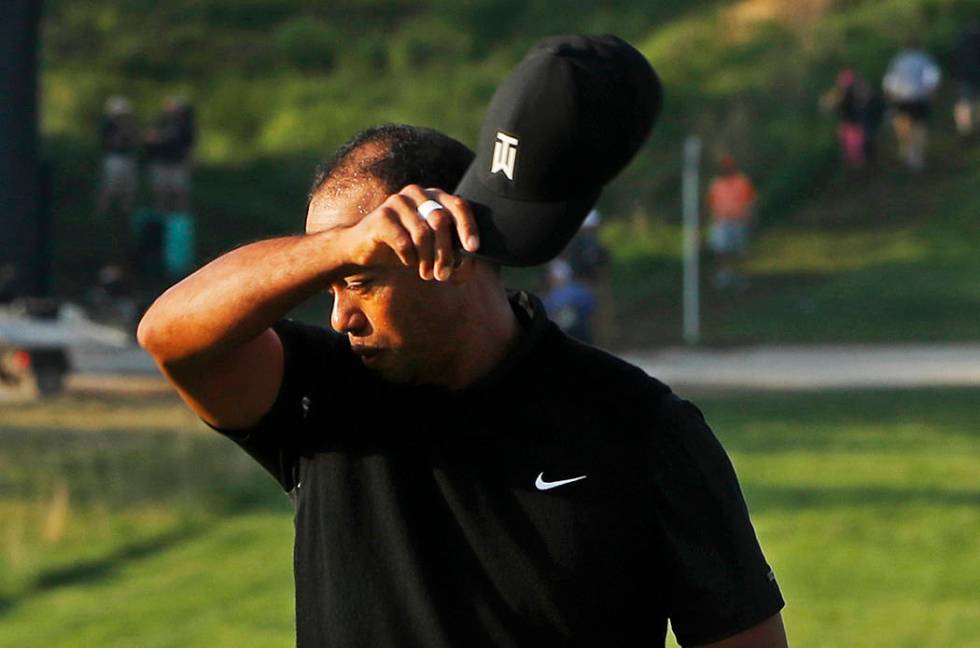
[456,290,552,395]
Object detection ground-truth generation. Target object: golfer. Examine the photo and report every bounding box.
[139,35,787,647]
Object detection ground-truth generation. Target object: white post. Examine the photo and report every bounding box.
[682,135,702,345]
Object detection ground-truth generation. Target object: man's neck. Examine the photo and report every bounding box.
[441,285,521,390]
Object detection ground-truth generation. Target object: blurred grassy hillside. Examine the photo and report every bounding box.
[40,0,980,345]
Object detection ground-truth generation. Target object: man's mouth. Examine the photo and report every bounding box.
[350,345,383,361]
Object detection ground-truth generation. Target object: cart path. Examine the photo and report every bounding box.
[59,342,980,395]
[622,343,980,391]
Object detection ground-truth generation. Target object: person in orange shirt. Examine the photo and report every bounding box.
[707,154,757,289]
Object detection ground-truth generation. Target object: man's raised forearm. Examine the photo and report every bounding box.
[138,229,350,366]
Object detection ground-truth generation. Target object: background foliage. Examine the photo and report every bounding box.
[39,0,980,345]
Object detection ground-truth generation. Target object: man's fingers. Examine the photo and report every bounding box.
[425,189,480,253]
[402,185,480,254]
[378,185,479,280]
[406,214,435,280]
[418,199,455,280]
[377,208,418,268]
[413,193,460,279]
[427,209,455,281]
[388,193,435,279]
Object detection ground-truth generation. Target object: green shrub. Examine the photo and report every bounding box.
[387,18,473,72]
[272,16,338,72]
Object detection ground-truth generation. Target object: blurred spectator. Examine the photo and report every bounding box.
[566,209,610,282]
[144,96,196,212]
[564,209,612,344]
[882,45,941,171]
[707,154,756,290]
[131,209,166,284]
[952,21,980,137]
[543,259,596,344]
[97,96,140,216]
[861,82,886,167]
[820,69,885,170]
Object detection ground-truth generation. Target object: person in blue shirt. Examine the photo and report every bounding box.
[543,258,597,344]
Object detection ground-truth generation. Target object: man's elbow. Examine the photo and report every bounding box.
[136,309,158,354]
[697,613,788,648]
[136,305,178,364]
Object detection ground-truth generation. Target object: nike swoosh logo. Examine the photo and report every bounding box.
[535,472,587,490]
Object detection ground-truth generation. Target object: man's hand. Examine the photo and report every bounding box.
[343,184,480,282]
[138,183,482,430]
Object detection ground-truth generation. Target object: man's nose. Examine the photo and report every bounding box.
[330,292,367,335]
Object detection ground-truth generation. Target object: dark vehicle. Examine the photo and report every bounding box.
[0,344,70,395]
[0,342,69,396]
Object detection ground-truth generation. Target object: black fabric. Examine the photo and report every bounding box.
[100,115,139,154]
[145,108,196,162]
[218,293,783,647]
[894,99,931,122]
[953,27,980,86]
[453,34,661,266]
[838,84,862,124]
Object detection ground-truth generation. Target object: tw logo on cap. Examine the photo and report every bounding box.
[491,131,519,180]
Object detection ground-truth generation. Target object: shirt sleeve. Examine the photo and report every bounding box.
[646,393,784,646]
[211,319,346,493]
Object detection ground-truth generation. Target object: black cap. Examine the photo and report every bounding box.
[454,34,662,266]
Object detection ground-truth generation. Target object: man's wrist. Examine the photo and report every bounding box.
[306,227,359,286]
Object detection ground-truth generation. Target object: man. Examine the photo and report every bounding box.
[543,258,597,344]
[140,36,786,647]
[141,96,198,281]
[563,209,612,345]
[819,69,873,169]
[144,96,196,212]
[97,96,140,217]
[882,44,941,171]
[707,154,757,290]
[952,20,980,137]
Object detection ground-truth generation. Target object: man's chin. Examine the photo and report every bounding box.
[359,351,414,383]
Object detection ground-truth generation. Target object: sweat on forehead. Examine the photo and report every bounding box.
[306,179,387,233]
[311,143,391,200]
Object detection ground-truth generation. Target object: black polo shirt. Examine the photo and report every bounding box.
[220,293,783,647]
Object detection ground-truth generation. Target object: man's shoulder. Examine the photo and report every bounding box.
[541,331,673,403]
[532,332,716,456]
[272,319,359,379]
[273,318,345,350]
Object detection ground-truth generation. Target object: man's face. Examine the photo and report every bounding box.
[306,182,460,384]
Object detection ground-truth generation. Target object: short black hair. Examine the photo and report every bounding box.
[309,124,475,204]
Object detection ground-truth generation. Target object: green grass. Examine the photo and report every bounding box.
[1,389,978,646]
[700,388,980,648]
[1,513,294,647]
